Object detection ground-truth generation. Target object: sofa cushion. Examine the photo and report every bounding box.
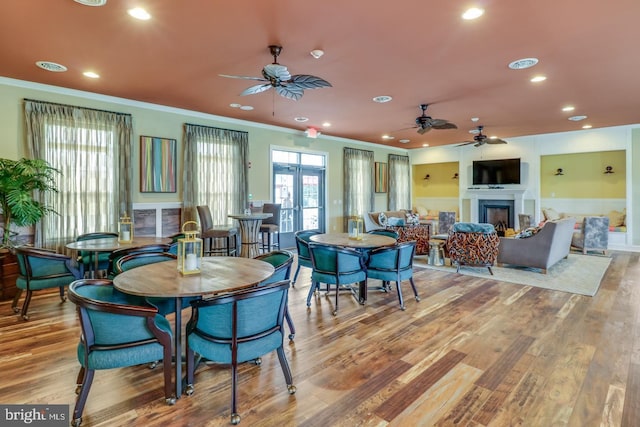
[452,222,495,234]
[387,216,405,226]
[542,207,561,221]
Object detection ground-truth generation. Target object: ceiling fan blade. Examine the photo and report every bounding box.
[487,138,508,144]
[240,84,273,96]
[219,74,268,81]
[456,140,476,147]
[432,122,457,130]
[290,74,332,89]
[263,64,291,81]
[416,126,431,135]
[275,85,304,101]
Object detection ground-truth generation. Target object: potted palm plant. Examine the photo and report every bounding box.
[0,157,59,248]
[0,158,59,301]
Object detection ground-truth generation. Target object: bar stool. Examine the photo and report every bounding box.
[259,203,281,253]
[196,205,238,256]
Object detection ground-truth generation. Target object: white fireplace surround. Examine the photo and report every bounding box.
[465,189,526,224]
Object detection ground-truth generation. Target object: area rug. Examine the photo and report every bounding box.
[414,254,611,296]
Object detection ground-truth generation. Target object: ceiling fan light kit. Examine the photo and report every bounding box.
[220,45,332,101]
[457,125,508,147]
[413,104,457,135]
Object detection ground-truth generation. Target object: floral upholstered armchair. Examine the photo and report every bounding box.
[446,222,500,275]
[571,216,609,255]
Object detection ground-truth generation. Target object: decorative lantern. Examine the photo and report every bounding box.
[177,221,203,275]
[118,212,133,243]
[348,216,364,240]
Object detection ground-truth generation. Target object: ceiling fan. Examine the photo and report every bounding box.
[413,104,457,135]
[219,45,332,101]
[457,125,508,147]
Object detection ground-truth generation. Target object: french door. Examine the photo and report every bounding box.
[272,151,325,249]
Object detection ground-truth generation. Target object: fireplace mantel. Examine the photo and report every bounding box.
[464,188,526,224]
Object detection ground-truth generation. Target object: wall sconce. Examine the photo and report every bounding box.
[452,172,459,179]
[423,174,430,180]
[604,166,614,174]
[555,168,564,176]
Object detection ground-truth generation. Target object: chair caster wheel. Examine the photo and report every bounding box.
[75,385,82,395]
[254,357,262,366]
[231,413,241,425]
[166,396,177,405]
[12,307,19,314]
[332,310,337,316]
[185,384,194,396]
[71,417,82,427]
[287,384,297,394]
[21,314,29,320]
[400,306,406,311]
[288,333,295,340]
[149,360,159,369]
[415,296,421,302]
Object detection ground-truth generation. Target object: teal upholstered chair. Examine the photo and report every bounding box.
[366,241,420,310]
[367,229,399,239]
[114,252,196,315]
[106,244,171,279]
[293,230,320,286]
[255,250,296,340]
[307,243,367,316]
[68,279,175,427]
[13,247,83,320]
[184,280,296,425]
[75,232,118,277]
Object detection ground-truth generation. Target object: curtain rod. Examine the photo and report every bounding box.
[184,122,248,134]
[23,98,131,117]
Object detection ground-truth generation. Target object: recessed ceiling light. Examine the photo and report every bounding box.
[310,49,324,59]
[381,135,394,140]
[582,124,593,129]
[530,75,547,83]
[239,105,254,111]
[294,116,309,122]
[508,58,539,70]
[569,115,588,121]
[462,7,484,20]
[74,0,107,5]
[562,106,575,112]
[422,143,429,147]
[471,117,479,122]
[230,103,241,108]
[372,96,392,103]
[322,122,331,127]
[35,61,67,72]
[399,139,410,144]
[83,71,100,78]
[128,7,151,20]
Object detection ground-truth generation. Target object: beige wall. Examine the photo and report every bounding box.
[412,162,459,198]
[0,78,406,233]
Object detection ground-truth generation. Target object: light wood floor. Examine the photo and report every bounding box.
[1,251,638,426]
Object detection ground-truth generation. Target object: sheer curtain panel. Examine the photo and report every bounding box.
[343,148,374,229]
[24,100,132,251]
[388,154,411,211]
[182,124,248,225]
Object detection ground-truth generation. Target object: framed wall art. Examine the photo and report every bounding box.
[375,162,388,193]
[140,136,177,193]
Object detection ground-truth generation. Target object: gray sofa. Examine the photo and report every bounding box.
[497,217,577,274]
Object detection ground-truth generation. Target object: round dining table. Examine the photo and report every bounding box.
[309,232,396,304]
[66,236,171,277]
[112,256,274,399]
[228,213,272,258]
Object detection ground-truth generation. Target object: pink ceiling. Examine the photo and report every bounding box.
[2,1,639,149]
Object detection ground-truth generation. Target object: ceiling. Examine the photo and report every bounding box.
[2,1,640,149]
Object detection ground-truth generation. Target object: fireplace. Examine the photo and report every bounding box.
[479,199,514,236]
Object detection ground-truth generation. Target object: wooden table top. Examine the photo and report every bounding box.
[66,236,170,252]
[112,256,274,298]
[310,232,396,249]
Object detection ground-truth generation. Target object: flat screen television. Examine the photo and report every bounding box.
[472,158,521,185]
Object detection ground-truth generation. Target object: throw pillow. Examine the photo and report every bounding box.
[608,210,625,227]
[515,226,541,239]
[542,208,560,221]
[387,217,405,226]
[414,205,428,216]
[378,212,388,226]
[405,212,420,225]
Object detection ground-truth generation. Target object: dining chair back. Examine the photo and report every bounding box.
[292,230,320,285]
[13,246,82,320]
[185,280,295,425]
[75,232,119,276]
[106,244,171,278]
[114,252,194,315]
[255,250,296,340]
[68,279,175,427]
[367,229,400,239]
[366,241,420,310]
[308,243,367,316]
[197,205,237,256]
[259,203,281,253]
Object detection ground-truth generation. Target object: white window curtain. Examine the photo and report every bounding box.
[24,99,132,251]
[343,147,374,226]
[182,124,248,225]
[388,154,411,210]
